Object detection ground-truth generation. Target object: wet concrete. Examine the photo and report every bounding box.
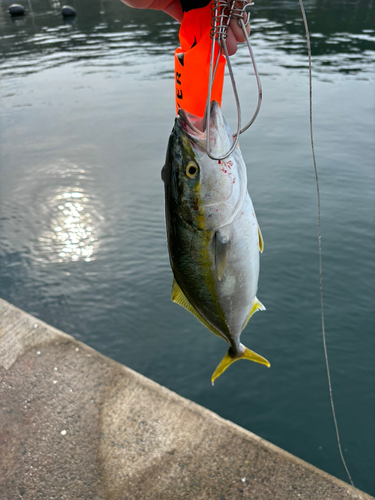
[0,298,372,500]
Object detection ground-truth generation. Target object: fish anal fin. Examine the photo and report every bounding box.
[242,297,266,331]
[171,279,227,342]
[258,225,264,253]
[215,229,230,281]
[211,344,270,385]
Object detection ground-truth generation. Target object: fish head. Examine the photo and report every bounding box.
[163,101,245,231]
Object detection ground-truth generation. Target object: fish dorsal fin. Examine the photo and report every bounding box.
[171,279,227,342]
[214,229,230,281]
[258,225,264,253]
[242,297,266,331]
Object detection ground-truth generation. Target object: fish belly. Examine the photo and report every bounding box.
[216,193,260,347]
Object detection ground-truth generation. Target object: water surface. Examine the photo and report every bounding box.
[1,0,374,495]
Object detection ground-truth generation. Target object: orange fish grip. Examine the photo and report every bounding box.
[174,0,263,161]
[174,4,225,118]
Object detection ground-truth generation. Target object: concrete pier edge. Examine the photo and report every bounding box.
[0,298,372,500]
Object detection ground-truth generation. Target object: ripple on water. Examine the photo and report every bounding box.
[7,159,104,266]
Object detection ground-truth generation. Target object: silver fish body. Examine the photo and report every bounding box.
[162,101,269,382]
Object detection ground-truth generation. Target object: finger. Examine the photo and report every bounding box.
[225,28,238,56]
[229,13,250,44]
[162,0,183,22]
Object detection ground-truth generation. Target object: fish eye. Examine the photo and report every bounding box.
[186,162,198,179]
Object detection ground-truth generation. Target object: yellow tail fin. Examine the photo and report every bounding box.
[211,346,270,385]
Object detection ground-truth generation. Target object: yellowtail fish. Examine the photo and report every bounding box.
[162,101,270,384]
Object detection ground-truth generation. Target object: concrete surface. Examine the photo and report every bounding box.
[0,297,372,500]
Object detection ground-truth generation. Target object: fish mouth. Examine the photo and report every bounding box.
[176,108,206,152]
[178,108,205,135]
[176,101,222,150]
[177,101,231,156]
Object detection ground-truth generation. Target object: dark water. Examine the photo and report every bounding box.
[1,0,374,495]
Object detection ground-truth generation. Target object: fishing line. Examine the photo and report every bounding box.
[297,1,362,498]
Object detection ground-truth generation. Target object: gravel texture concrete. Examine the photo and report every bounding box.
[0,298,372,500]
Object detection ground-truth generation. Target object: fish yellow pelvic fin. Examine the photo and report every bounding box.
[242,297,266,331]
[211,345,270,385]
[258,226,264,253]
[171,279,227,342]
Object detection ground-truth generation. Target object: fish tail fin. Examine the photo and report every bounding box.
[211,345,270,385]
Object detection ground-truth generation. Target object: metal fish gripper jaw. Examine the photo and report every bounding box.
[206,0,262,160]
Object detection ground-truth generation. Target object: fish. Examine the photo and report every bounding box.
[162,101,270,384]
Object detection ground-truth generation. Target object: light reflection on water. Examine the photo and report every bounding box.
[7,158,104,266]
[41,190,97,263]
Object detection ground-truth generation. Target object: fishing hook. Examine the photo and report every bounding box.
[205,0,263,161]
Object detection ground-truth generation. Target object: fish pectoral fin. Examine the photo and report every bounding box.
[171,279,227,342]
[214,229,230,281]
[211,345,270,385]
[258,225,264,253]
[242,297,266,331]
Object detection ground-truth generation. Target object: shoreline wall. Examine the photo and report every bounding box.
[0,298,372,500]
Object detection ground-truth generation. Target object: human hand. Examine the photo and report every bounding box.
[120,0,250,55]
